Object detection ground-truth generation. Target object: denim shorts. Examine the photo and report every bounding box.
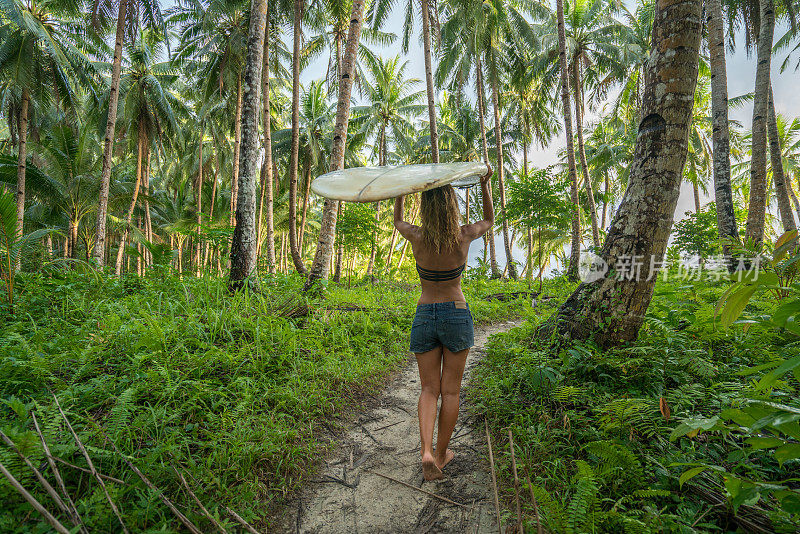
[410,301,475,353]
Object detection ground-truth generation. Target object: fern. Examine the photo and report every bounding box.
[106,387,137,437]
[566,460,599,534]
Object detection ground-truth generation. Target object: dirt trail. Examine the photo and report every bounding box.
[278,321,520,534]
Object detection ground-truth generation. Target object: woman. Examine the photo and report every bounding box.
[393,166,494,481]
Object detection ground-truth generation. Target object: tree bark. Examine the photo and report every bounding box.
[490,67,517,278]
[767,86,796,232]
[298,164,312,250]
[94,0,127,266]
[572,61,601,248]
[475,57,500,278]
[602,169,610,229]
[421,0,439,162]
[745,0,775,247]
[303,0,366,290]
[115,127,145,275]
[229,0,268,288]
[288,0,307,273]
[14,89,28,272]
[196,131,203,276]
[541,0,701,346]
[143,151,152,267]
[706,0,740,256]
[229,77,244,229]
[258,9,276,273]
[556,0,582,281]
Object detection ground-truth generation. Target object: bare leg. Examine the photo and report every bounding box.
[415,346,443,479]
[435,347,468,469]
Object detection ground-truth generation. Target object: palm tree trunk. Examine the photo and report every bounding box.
[767,86,797,232]
[115,128,145,276]
[143,150,152,267]
[475,57,500,278]
[745,0,775,247]
[229,76,244,229]
[288,0,307,274]
[556,0,582,281]
[14,89,28,272]
[204,154,220,267]
[298,164,312,250]
[787,178,800,223]
[304,0,366,290]
[602,169,610,229]
[421,0,439,162]
[195,133,203,275]
[542,0,701,346]
[572,61,600,248]
[490,62,517,279]
[707,0,740,257]
[94,0,127,266]
[258,9,276,273]
[229,0,268,288]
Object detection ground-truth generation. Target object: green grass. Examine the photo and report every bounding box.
[471,277,800,533]
[0,270,532,532]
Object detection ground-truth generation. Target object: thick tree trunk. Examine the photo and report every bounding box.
[14,89,28,272]
[768,87,796,232]
[693,177,701,213]
[288,0,307,274]
[258,11,276,273]
[490,67,517,279]
[229,77,244,228]
[475,57,500,278]
[707,0,740,256]
[745,0,775,247]
[143,151,152,267]
[304,0,366,290]
[229,0,268,288]
[421,0,439,162]
[556,0,582,281]
[94,0,127,266]
[115,129,145,275]
[541,0,701,346]
[573,62,600,248]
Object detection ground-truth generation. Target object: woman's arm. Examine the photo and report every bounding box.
[463,166,494,239]
[393,195,416,239]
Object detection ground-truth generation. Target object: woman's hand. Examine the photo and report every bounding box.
[481,165,493,184]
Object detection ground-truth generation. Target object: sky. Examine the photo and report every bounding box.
[296,1,800,269]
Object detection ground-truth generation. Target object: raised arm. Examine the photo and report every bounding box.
[463,166,494,240]
[393,195,417,239]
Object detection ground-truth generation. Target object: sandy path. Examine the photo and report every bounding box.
[277,321,520,534]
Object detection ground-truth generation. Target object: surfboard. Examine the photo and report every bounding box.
[310,162,486,203]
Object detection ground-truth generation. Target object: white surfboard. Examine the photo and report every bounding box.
[311,162,486,203]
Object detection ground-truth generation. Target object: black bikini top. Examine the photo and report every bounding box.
[416,263,467,282]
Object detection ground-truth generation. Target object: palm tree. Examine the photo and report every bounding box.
[543,0,702,346]
[706,0,740,257]
[767,86,796,231]
[555,0,582,281]
[745,0,776,247]
[113,30,181,275]
[0,0,95,269]
[304,0,366,290]
[92,0,164,267]
[230,0,268,288]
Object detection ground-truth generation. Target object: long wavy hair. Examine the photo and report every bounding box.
[420,185,461,253]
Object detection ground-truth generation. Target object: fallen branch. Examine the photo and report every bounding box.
[51,455,126,484]
[95,427,202,534]
[0,459,71,534]
[364,469,467,508]
[508,430,522,534]
[485,418,502,534]
[32,412,87,533]
[52,394,129,534]
[225,506,263,534]
[172,466,228,534]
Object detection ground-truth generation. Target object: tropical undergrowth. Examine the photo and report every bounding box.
[472,275,800,533]
[0,268,533,532]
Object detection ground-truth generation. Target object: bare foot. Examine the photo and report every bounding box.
[435,448,455,470]
[422,453,443,481]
